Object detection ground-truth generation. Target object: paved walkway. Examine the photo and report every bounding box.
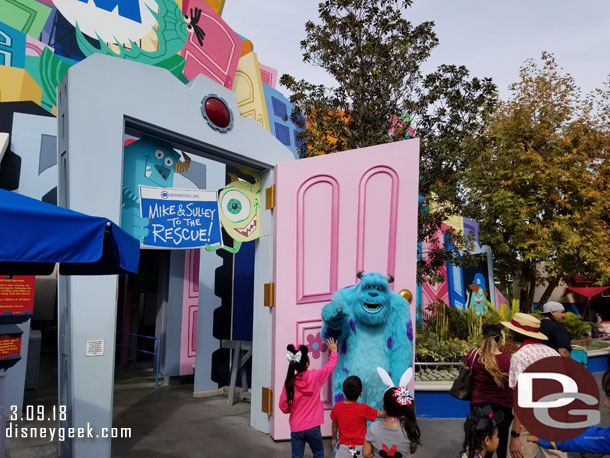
[6,355,607,457]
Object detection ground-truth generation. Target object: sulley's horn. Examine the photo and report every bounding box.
[174,152,191,173]
[356,270,365,280]
[387,274,395,283]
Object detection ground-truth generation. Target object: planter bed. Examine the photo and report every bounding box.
[414,348,610,418]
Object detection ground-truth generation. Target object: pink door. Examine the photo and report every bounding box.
[180,0,242,87]
[180,249,199,375]
[270,139,420,439]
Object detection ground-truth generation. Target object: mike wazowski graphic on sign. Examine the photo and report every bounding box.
[205,169,260,254]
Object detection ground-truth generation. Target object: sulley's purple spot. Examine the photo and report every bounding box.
[406,320,413,341]
[387,336,392,349]
[341,342,348,354]
[335,393,345,403]
[342,367,350,374]
[349,319,357,334]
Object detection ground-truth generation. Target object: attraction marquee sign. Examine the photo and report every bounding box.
[139,186,223,249]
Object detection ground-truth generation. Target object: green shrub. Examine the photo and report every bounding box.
[446,305,469,340]
[415,330,471,362]
[564,312,589,339]
[586,340,610,351]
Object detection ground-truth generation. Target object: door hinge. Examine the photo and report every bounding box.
[261,386,273,415]
[265,185,275,210]
[264,282,275,308]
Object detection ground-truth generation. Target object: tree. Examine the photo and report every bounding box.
[281,0,498,283]
[281,0,438,153]
[464,53,610,311]
[413,65,497,281]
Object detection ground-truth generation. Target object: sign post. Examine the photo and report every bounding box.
[0,323,26,458]
[0,275,35,457]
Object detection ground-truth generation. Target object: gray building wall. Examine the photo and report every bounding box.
[57,54,293,457]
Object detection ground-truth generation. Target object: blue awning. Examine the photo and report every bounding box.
[0,189,140,275]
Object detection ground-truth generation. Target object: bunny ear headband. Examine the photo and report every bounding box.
[377,367,414,406]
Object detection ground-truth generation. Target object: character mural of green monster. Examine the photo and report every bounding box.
[466,273,490,315]
[205,169,260,254]
[74,0,206,78]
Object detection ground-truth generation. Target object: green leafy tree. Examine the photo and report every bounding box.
[464,53,610,311]
[281,0,498,283]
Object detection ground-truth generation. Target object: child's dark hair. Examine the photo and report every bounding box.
[284,344,310,405]
[343,376,362,401]
[383,388,421,445]
[460,405,503,458]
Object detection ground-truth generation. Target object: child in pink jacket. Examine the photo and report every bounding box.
[280,337,338,458]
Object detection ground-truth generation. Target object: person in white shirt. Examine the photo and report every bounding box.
[500,313,566,458]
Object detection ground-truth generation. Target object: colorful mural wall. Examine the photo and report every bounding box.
[418,215,508,320]
[0,0,302,149]
[0,0,303,383]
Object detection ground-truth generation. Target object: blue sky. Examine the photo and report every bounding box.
[222,0,610,100]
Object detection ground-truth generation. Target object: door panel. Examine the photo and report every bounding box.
[180,0,242,87]
[180,249,199,375]
[297,176,339,303]
[232,52,270,130]
[356,166,399,274]
[271,139,420,439]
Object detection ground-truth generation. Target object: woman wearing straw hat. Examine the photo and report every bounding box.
[501,313,567,458]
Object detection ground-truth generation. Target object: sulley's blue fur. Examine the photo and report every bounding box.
[321,272,413,411]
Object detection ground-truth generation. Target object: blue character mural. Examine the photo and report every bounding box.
[321,271,413,411]
[121,137,191,242]
[467,272,489,315]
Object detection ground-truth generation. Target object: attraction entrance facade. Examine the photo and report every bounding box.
[57,55,420,456]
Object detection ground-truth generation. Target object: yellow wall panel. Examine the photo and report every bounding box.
[0,67,42,104]
[445,215,464,234]
[232,52,269,131]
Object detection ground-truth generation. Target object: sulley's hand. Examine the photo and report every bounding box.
[321,299,348,327]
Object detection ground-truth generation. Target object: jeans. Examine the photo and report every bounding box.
[290,426,325,458]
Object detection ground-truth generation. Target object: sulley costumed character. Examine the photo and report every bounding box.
[321,271,414,411]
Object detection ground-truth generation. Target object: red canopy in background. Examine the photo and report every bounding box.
[565,286,610,299]
[563,286,610,321]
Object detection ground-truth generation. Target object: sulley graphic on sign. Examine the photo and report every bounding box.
[321,272,413,411]
[121,137,191,242]
[204,168,260,254]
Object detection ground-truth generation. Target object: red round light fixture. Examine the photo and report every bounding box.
[201,95,233,132]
